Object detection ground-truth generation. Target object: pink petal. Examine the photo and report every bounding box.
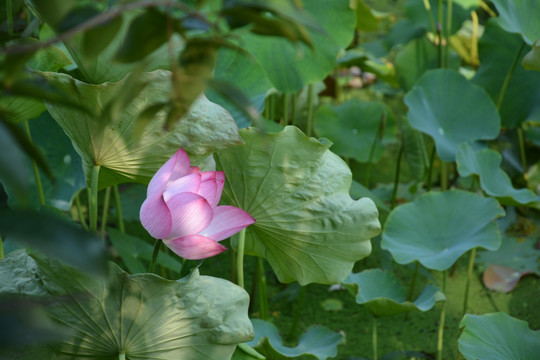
[140,193,172,239]
[147,148,192,197]
[200,205,255,241]
[483,264,530,293]
[164,235,227,260]
[164,192,214,241]
[163,172,202,200]
[197,171,225,208]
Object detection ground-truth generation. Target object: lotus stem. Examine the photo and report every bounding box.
[283,93,290,125]
[497,41,526,110]
[100,187,111,237]
[437,0,444,68]
[89,164,101,233]
[391,145,404,208]
[118,353,125,360]
[422,0,436,35]
[257,256,270,319]
[517,128,528,174]
[23,120,45,206]
[6,0,13,37]
[436,270,447,360]
[230,246,237,284]
[306,83,315,136]
[471,11,479,67]
[440,160,448,191]
[149,239,161,274]
[237,228,246,288]
[462,248,477,317]
[446,0,453,67]
[113,185,125,233]
[289,285,306,340]
[0,235,4,260]
[75,193,88,230]
[291,93,298,126]
[372,316,378,360]
[426,147,436,191]
[405,261,420,320]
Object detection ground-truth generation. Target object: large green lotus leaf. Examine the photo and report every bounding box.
[459,313,540,360]
[215,126,381,285]
[456,142,540,205]
[381,190,504,271]
[472,21,540,128]
[405,69,500,161]
[43,70,243,188]
[238,0,356,92]
[247,319,342,360]
[0,249,253,360]
[490,0,540,45]
[314,99,388,163]
[342,269,445,318]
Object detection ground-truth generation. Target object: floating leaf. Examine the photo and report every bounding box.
[405,69,500,161]
[472,21,540,128]
[43,70,242,188]
[490,0,540,45]
[0,250,253,360]
[456,142,540,205]
[247,319,342,360]
[315,99,388,163]
[459,313,540,360]
[215,126,381,285]
[342,269,445,317]
[236,0,356,92]
[381,190,504,271]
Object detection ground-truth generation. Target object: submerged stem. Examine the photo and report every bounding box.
[237,228,246,289]
[463,248,477,317]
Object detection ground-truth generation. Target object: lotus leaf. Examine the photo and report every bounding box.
[459,312,540,360]
[491,0,540,45]
[342,269,445,317]
[381,190,504,271]
[215,126,381,285]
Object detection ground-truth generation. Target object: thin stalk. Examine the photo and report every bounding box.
[283,93,290,125]
[269,94,275,122]
[237,228,246,288]
[100,187,111,236]
[149,239,161,274]
[230,245,237,284]
[436,271,447,360]
[497,41,526,110]
[7,0,13,37]
[440,160,448,191]
[249,258,258,314]
[113,185,125,233]
[334,69,342,104]
[257,257,270,320]
[0,235,4,260]
[372,317,378,360]
[289,286,306,339]
[517,128,528,174]
[391,145,405,209]
[462,248,477,317]
[306,84,315,136]
[445,0,453,67]
[75,194,88,230]
[422,0,437,34]
[405,261,420,320]
[89,165,101,233]
[471,11,479,67]
[118,353,125,360]
[426,147,436,191]
[263,96,270,119]
[291,93,298,126]
[437,0,444,68]
[23,120,45,206]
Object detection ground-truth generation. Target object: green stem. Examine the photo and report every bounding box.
[405,261,419,320]
[497,41,526,110]
[436,271,447,360]
[283,93,290,125]
[445,0,453,67]
[75,194,88,230]
[118,353,125,360]
[289,285,306,340]
[23,120,45,206]
[365,114,385,187]
[391,145,405,209]
[149,239,161,274]
[0,235,4,260]
[230,245,237,284]
[237,228,246,289]
[426,147,436,191]
[89,164,101,233]
[462,248,477,317]
[372,316,378,360]
[113,185,125,233]
[306,83,315,136]
[7,0,13,37]
[422,0,437,34]
[291,93,298,126]
[517,128,528,174]
[257,257,270,320]
[437,0,444,68]
[440,160,448,191]
[100,187,111,237]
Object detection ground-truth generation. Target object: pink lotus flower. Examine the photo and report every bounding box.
[140,148,255,260]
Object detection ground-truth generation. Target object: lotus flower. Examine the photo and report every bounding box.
[140,148,255,260]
